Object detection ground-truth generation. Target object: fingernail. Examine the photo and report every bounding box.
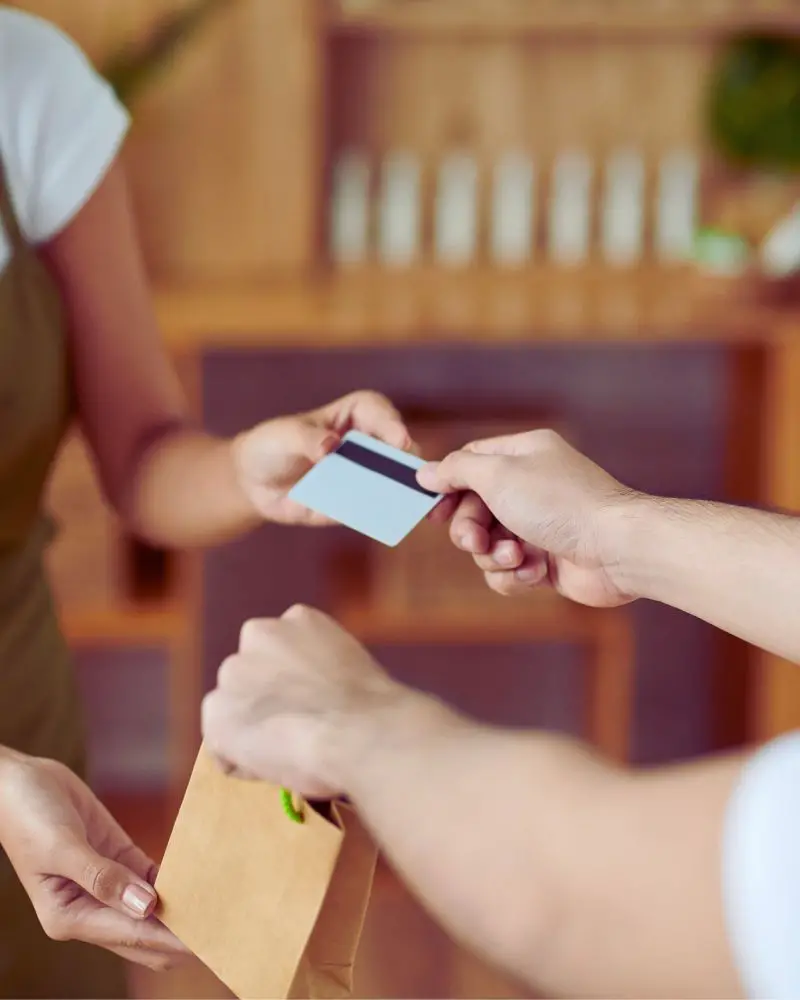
[123,883,156,917]
[516,566,544,584]
[495,544,516,567]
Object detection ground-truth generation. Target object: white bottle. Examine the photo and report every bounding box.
[435,151,479,266]
[601,148,645,267]
[548,149,593,266]
[761,204,800,278]
[377,151,422,267]
[329,149,370,265]
[490,151,535,266]
[656,150,699,262]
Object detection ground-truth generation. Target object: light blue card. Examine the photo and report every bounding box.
[287,430,443,547]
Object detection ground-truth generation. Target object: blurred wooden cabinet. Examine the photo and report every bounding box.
[9,0,799,907]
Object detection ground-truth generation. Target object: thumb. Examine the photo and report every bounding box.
[243,420,338,482]
[57,837,157,919]
[287,422,339,464]
[417,450,499,495]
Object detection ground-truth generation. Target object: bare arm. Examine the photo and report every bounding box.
[616,497,800,663]
[417,432,800,663]
[203,607,747,999]
[336,692,743,999]
[41,159,259,548]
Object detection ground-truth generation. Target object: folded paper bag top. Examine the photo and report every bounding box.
[154,746,377,1000]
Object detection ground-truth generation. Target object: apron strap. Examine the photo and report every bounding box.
[0,153,27,257]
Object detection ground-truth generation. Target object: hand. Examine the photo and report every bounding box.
[0,749,191,971]
[202,605,401,798]
[233,390,413,524]
[418,430,640,608]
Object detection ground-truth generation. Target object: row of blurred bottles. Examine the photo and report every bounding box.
[329,147,700,268]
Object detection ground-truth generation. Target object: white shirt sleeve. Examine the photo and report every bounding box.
[723,731,800,999]
[0,8,129,259]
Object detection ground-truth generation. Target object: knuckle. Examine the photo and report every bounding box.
[201,691,224,739]
[529,428,562,451]
[283,603,314,623]
[86,862,114,902]
[239,617,274,651]
[217,654,243,690]
[358,388,392,408]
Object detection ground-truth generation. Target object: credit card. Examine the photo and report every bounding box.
[287,430,443,547]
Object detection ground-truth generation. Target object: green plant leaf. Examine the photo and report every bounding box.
[707,33,800,173]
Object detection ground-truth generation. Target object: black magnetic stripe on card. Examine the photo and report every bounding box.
[335,440,439,499]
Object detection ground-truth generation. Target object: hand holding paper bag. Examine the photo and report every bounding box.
[154,747,376,1000]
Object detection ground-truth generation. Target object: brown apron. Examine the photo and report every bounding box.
[0,161,128,996]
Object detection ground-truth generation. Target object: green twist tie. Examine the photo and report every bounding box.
[280,787,304,824]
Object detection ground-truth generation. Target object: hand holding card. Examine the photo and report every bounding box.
[287,431,443,547]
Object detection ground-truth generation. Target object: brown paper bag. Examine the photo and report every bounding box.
[155,745,377,999]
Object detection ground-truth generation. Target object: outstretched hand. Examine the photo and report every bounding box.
[419,430,639,608]
[0,749,190,971]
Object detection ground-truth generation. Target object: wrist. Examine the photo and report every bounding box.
[325,685,456,800]
[601,493,679,601]
[227,433,263,525]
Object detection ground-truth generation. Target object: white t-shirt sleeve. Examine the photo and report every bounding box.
[723,731,800,999]
[0,8,130,246]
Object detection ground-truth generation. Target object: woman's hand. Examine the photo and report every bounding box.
[233,390,413,524]
[0,749,190,971]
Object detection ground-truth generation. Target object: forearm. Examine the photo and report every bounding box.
[615,497,800,662]
[126,427,260,548]
[337,692,743,998]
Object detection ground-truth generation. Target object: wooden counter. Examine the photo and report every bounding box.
[156,268,798,349]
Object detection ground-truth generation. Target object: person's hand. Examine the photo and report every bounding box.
[418,430,640,608]
[202,605,404,798]
[232,390,413,524]
[0,749,191,971]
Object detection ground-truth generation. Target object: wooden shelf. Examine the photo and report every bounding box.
[156,268,799,350]
[335,587,629,645]
[326,0,799,38]
[61,601,185,647]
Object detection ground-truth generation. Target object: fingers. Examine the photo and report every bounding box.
[112,942,188,973]
[417,450,500,495]
[113,841,159,888]
[236,605,326,658]
[481,546,549,596]
[280,420,339,465]
[57,903,191,966]
[56,836,158,919]
[427,493,458,525]
[318,391,411,450]
[473,536,525,571]
[462,432,533,456]
[464,428,564,457]
[448,492,494,554]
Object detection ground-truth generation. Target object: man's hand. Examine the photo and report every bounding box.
[202,605,405,797]
[0,750,190,971]
[233,391,413,525]
[419,430,639,608]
